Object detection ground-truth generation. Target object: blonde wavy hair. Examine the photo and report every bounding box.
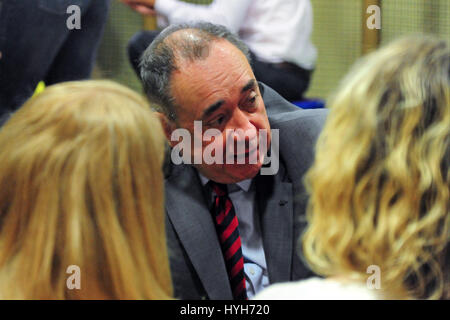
[0,80,173,299]
[302,35,449,299]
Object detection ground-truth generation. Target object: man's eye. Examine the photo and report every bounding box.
[242,92,259,109]
[208,115,225,127]
[249,95,257,103]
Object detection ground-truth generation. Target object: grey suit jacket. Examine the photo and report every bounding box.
[164,83,328,299]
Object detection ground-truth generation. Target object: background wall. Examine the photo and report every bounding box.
[95,0,450,99]
[308,0,362,98]
[94,1,143,92]
[308,0,449,98]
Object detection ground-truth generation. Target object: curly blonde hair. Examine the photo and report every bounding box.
[0,80,172,299]
[302,35,449,299]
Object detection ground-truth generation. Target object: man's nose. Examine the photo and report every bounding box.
[225,109,258,151]
[228,108,255,133]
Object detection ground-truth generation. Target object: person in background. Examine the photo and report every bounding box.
[254,35,449,300]
[0,0,109,119]
[123,0,317,102]
[138,22,327,300]
[0,80,172,299]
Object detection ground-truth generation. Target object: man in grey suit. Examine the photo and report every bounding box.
[139,22,327,299]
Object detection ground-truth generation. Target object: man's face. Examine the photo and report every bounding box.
[168,40,271,184]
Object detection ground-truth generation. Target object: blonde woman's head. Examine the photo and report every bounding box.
[0,80,172,299]
[303,35,449,299]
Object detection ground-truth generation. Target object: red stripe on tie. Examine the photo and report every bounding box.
[215,199,232,225]
[225,237,241,260]
[220,215,238,243]
[230,256,244,278]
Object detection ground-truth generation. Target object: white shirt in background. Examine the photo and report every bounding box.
[155,0,317,70]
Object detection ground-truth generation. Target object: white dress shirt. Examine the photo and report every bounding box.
[198,173,270,298]
[154,0,317,69]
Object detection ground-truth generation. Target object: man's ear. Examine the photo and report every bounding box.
[156,112,177,147]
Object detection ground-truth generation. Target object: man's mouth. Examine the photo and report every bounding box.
[232,147,258,161]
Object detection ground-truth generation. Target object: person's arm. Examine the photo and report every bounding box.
[120,0,156,15]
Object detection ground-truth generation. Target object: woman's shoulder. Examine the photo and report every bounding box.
[253,277,379,300]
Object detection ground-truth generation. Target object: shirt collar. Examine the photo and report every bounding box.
[197,171,252,192]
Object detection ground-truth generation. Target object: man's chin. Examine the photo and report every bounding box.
[195,162,263,184]
[220,163,262,183]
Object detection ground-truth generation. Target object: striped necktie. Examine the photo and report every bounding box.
[209,182,247,300]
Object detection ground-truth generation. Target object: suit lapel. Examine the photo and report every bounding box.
[165,164,233,299]
[255,162,294,284]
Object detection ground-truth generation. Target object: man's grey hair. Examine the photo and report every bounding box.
[139,22,251,121]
